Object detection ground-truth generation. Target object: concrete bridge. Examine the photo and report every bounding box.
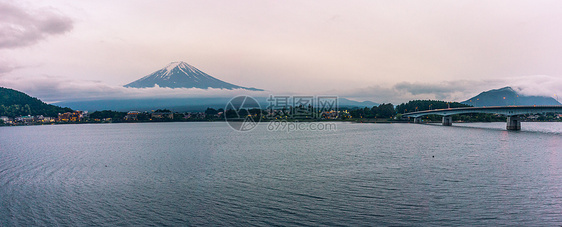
[402,106,562,130]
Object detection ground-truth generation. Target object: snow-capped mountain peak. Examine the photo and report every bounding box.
[124,61,262,91]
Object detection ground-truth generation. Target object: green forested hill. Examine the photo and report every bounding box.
[0,87,72,117]
[395,100,470,113]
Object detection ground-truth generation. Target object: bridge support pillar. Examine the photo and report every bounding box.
[507,116,521,130]
[442,116,452,126]
[414,117,422,124]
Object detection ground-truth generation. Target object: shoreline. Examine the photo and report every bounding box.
[3,118,560,127]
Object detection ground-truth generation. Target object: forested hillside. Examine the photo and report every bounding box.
[0,87,72,117]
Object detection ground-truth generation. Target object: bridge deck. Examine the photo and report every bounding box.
[402,105,562,118]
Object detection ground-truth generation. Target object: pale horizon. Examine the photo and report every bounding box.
[1,0,562,104]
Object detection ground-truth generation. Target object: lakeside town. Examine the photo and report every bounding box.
[2,107,561,127]
[0,108,350,126]
[2,85,562,127]
[1,109,209,126]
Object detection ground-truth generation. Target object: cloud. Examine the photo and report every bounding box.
[0,60,19,74]
[2,73,561,106]
[341,76,562,104]
[394,82,462,96]
[335,81,492,104]
[509,75,562,98]
[0,1,73,49]
[0,74,270,103]
[392,80,500,101]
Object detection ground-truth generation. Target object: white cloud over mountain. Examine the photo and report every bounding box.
[2,73,560,105]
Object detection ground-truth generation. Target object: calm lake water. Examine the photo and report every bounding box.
[1,122,561,226]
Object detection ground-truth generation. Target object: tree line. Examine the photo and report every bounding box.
[346,100,508,122]
[0,87,72,117]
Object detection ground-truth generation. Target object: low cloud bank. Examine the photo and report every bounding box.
[1,74,561,105]
[0,74,270,103]
[340,75,562,104]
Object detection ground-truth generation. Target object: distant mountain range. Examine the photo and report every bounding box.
[10,82,562,115]
[21,61,562,113]
[53,61,380,111]
[57,97,379,112]
[0,87,72,117]
[124,61,262,91]
[462,87,561,107]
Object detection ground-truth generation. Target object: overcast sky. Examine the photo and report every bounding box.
[1,0,562,103]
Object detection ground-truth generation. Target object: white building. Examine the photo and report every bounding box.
[0,116,12,124]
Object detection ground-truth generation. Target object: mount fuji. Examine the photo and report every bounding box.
[124,61,262,91]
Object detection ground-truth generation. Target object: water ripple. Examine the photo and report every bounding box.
[0,122,561,226]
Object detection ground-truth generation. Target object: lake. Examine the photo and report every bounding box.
[1,122,561,226]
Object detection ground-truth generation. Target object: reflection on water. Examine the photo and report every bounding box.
[453,122,562,134]
[0,122,561,226]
